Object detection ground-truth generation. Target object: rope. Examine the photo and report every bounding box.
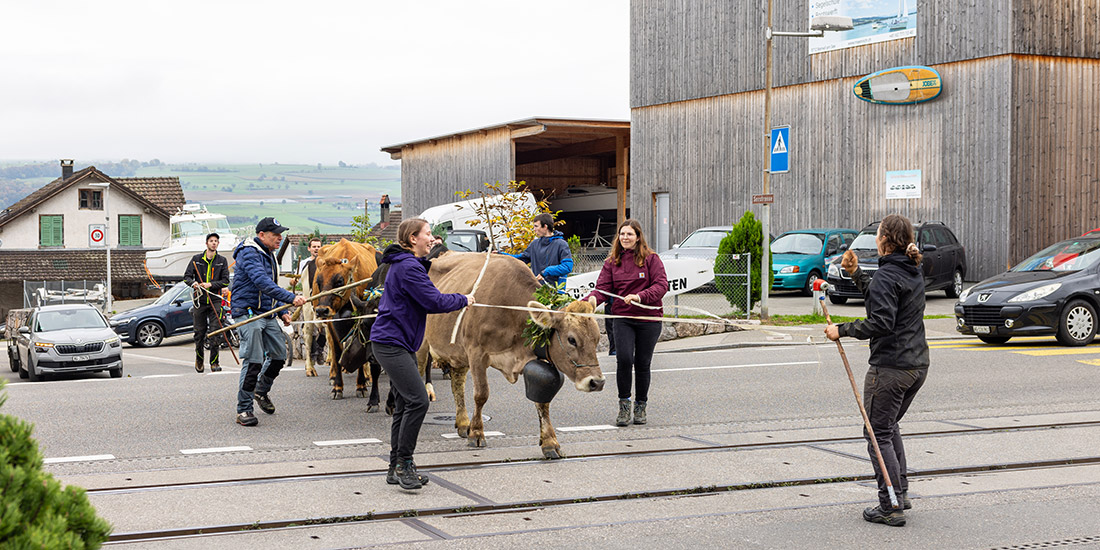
[449,250,491,344]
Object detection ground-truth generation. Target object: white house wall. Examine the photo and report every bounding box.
[0,185,169,250]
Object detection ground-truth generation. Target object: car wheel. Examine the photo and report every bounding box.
[109,362,123,378]
[1056,299,1097,347]
[135,321,165,347]
[977,335,1011,345]
[801,271,822,297]
[829,295,848,305]
[27,361,41,382]
[946,270,963,298]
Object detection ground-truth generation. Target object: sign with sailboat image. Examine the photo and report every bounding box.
[809,0,916,54]
[852,65,942,105]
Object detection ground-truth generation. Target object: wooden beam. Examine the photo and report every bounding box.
[516,137,618,165]
[510,125,546,139]
[616,136,628,228]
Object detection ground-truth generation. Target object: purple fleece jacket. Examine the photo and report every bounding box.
[369,245,468,352]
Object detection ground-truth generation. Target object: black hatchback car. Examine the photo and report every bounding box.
[825,221,967,303]
[954,235,1100,346]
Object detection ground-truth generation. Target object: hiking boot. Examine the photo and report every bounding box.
[863,505,906,527]
[387,463,429,486]
[195,357,204,373]
[395,459,423,490]
[210,364,222,373]
[616,399,631,427]
[899,492,912,510]
[633,401,647,425]
[254,393,275,415]
[235,412,258,426]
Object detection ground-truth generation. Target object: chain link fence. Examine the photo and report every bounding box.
[665,253,752,319]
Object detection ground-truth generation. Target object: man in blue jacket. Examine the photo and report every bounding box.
[506,213,573,288]
[231,217,306,427]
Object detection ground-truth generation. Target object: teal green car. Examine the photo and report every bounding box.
[771,229,858,296]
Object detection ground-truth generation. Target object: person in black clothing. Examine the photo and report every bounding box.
[825,214,928,527]
[183,233,231,373]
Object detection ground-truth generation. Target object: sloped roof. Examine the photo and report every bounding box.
[368,208,403,243]
[0,167,180,229]
[114,177,185,213]
[0,249,151,282]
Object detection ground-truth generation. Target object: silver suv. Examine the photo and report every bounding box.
[11,304,123,381]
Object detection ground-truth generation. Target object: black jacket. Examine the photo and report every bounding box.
[183,252,231,307]
[837,253,929,369]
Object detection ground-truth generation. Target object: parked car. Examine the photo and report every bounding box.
[445,229,491,252]
[825,221,967,303]
[770,228,858,296]
[112,282,196,347]
[10,304,123,381]
[954,235,1100,345]
[660,226,734,262]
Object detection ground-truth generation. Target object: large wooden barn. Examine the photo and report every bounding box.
[629,0,1100,280]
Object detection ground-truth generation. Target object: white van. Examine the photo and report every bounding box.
[419,192,538,250]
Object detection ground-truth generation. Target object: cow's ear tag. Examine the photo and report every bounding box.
[341,258,349,264]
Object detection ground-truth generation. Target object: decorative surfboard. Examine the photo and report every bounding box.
[853,65,942,105]
[563,257,714,301]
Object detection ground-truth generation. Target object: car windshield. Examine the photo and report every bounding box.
[679,230,728,248]
[771,233,823,255]
[36,309,106,332]
[849,232,878,250]
[446,234,478,252]
[153,284,190,306]
[1012,239,1100,272]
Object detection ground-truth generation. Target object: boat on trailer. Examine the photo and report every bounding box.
[145,204,242,281]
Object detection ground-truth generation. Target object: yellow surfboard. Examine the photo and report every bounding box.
[853,65,942,105]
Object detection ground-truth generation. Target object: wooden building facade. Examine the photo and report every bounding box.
[630,0,1100,279]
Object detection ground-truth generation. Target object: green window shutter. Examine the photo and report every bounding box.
[119,215,142,246]
[40,215,63,247]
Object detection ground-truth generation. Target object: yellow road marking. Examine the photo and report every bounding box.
[1079,359,1100,366]
[934,336,1057,345]
[960,343,1100,352]
[1015,347,1100,357]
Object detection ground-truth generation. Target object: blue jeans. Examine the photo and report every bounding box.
[236,317,287,414]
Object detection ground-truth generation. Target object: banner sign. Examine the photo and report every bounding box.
[809,0,916,54]
[885,170,922,200]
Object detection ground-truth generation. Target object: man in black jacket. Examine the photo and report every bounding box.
[825,216,928,527]
[183,233,231,373]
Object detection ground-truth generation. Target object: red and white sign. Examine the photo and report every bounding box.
[89,224,106,247]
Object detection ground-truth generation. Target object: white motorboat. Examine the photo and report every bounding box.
[145,204,242,279]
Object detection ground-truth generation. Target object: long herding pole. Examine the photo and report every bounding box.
[208,278,372,338]
[820,293,899,509]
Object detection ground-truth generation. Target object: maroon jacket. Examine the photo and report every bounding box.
[583,249,669,320]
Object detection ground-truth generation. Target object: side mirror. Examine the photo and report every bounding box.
[18,326,30,334]
[173,300,183,306]
[839,243,849,252]
[922,244,937,252]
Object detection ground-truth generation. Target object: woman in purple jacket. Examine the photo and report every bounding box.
[584,219,669,427]
[371,218,473,491]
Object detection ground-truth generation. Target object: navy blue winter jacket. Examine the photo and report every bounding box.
[369,245,468,353]
[229,237,296,317]
[509,231,573,287]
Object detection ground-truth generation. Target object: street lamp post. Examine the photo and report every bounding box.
[90,182,112,313]
[760,8,852,319]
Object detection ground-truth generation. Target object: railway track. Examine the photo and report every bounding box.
[97,417,1100,545]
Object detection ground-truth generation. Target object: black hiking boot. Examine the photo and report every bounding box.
[395,459,424,490]
[235,412,258,426]
[899,492,912,510]
[195,357,204,373]
[210,363,222,373]
[863,505,906,527]
[633,401,647,425]
[254,393,275,415]
[387,463,429,486]
[616,399,631,427]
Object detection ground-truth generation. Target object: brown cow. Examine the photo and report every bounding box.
[312,239,379,399]
[418,252,605,459]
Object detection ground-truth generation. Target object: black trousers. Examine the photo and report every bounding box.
[613,319,662,402]
[192,303,223,365]
[863,366,928,509]
[605,318,616,353]
[374,342,429,465]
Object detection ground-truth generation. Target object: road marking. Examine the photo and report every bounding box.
[124,353,195,366]
[1014,348,1100,357]
[313,438,383,446]
[1079,359,1100,366]
[442,431,503,439]
[180,446,252,454]
[961,343,1100,352]
[44,454,115,464]
[603,361,819,376]
[144,374,182,379]
[935,336,1054,344]
[558,425,618,432]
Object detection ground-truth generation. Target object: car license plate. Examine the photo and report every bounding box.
[73,355,89,361]
[974,326,991,334]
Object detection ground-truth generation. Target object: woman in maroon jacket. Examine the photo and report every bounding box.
[584,219,669,426]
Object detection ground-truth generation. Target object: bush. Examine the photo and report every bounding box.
[715,211,772,311]
[0,381,112,547]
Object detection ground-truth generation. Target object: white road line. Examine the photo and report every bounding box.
[143,374,182,379]
[605,361,819,376]
[180,446,252,455]
[124,353,195,367]
[313,438,383,446]
[558,425,618,432]
[44,454,115,464]
[442,431,504,439]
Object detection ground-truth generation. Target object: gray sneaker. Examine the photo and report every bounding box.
[235,412,258,426]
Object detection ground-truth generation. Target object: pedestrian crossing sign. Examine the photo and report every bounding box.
[770,126,789,174]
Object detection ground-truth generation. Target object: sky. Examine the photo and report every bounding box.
[1,1,630,166]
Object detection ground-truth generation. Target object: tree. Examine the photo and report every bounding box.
[0,381,112,547]
[715,211,772,312]
[454,180,559,254]
[338,161,347,168]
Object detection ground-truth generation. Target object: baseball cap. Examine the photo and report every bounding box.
[256,217,289,234]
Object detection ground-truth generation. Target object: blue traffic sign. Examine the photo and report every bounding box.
[770,126,789,174]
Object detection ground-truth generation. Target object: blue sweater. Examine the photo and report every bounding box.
[509,231,573,287]
[229,237,296,317]
[369,245,468,352]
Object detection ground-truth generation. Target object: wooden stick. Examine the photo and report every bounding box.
[821,297,900,509]
[208,278,372,338]
[193,261,240,366]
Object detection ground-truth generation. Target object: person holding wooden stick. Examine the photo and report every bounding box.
[183,232,230,373]
[231,217,306,427]
[371,218,473,491]
[824,214,928,527]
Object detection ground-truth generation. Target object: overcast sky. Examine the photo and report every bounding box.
[1,1,629,166]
